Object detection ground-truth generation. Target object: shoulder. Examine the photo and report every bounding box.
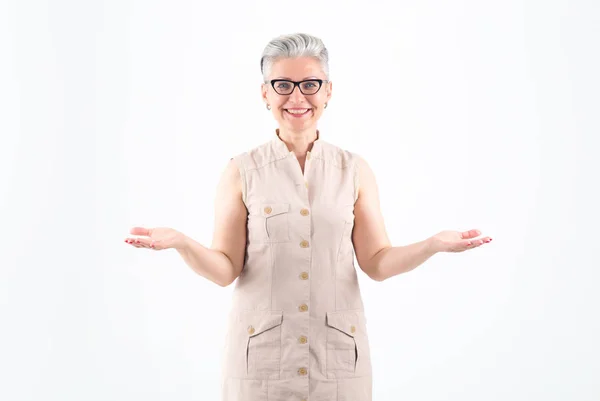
[354,153,377,200]
[324,142,374,194]
[318,140,362,170]
[322,140,368,170]
[231,139,285,172]
[318,141,369,202]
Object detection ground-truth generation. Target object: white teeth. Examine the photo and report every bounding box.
[286,109,309,114]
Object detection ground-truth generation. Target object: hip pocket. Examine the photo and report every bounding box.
[222,310,284,380]
[325,310,371,379]
[244,310,284,379]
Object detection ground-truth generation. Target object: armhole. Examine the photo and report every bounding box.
[230,156,247,207]
[353,154,360,204]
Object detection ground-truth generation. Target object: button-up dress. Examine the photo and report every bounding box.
[222,130,373,401]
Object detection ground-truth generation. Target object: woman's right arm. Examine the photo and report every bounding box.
[176,159,247,287]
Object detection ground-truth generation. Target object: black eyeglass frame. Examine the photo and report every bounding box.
[268,79,329,95]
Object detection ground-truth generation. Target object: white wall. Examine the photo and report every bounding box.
[1,0,598,400]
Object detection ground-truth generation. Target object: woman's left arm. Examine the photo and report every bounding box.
[352,156,492,282]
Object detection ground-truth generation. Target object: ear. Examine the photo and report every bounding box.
[261,83,269,104]
[326,80,333,103]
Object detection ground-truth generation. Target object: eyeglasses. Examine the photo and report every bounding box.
[268,79,328,95]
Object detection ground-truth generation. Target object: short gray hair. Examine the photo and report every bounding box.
[260,33,330,82]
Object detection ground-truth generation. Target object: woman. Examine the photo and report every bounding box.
[124,33,491,401]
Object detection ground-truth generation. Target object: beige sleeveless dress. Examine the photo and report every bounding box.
[222,129,372,401]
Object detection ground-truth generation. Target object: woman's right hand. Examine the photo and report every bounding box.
[124,227,188,251]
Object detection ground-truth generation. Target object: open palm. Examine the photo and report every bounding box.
[430,229,492,253]
[124,226,186,250]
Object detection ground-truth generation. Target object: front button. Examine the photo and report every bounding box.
[300,208,309,216]
[300,240,309,248]
[264,206,272,214]
[299,304,308,312]
[300,272,309,280]
[247,326,255,335]
[350,325,356,333]
[298,367,307,376]
[305,181,308,188]
[299,335,308,344]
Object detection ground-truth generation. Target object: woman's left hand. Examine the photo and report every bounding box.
[429,229,492,253]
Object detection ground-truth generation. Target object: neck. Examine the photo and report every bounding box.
[277,128,319,156]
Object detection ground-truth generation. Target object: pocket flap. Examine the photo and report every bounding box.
[261,202,290,217]
[241,310,283,337]
[326,311,360,337]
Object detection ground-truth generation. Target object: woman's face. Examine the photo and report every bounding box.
[262,57,332,134]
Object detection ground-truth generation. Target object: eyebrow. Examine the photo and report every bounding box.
[273,76,320,80]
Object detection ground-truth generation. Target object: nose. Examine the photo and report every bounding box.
[288,84,306,102]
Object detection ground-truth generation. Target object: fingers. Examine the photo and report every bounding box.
[464,236,492,249]
[124,237,162,249]
[125,238,145,248]
[461,229,481,239]
[130,227,151,236]
[126,227,160,250]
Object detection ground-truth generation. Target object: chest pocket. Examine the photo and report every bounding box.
[247,202,291,243]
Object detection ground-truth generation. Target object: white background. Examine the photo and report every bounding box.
[1,0,598,400]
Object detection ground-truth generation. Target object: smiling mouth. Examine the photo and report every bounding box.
[285,108,312,116]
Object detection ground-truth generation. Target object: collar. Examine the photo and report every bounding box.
[271,128,323,159]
